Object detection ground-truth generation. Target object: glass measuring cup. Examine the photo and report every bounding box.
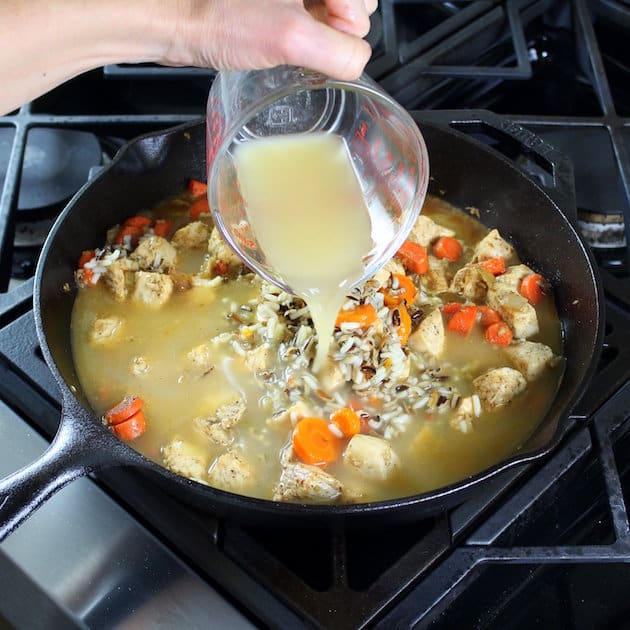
[206,66,429,294]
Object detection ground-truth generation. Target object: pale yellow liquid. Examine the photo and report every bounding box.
[235,133,374,370]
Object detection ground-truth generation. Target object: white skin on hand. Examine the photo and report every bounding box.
[163,0,378,80]
[0,0,377,115]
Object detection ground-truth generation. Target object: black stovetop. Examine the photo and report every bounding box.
[2,1,630,628]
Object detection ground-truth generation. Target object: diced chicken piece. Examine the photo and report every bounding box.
[132,271,174,306]
[487,285,539,339]
[272,463,342,503]
[245,343,275,373]
[450,264,493,301]
[187,343,215,374]
[473,367,527,411]
[495,264,535,292]
[89,316,124,344]
[207,227,245,271]
[103,260,129,301]
[318,358,346,392]
[344,435,399,481]
[207,451,253,493]
[115,256,140,272]
[449,396,476,433]
[422,255,450,293]
[130,235,177,272]
[215,397,247,429]
[267,400,312,429]
[473,229,517,263]
[171,221,211,249]
[161,439,207,481]
[408,215,455,247]
[408,308,445,358]
[503,340,555,381]
[193,418,233,446]
[193,395,246,446]
[372,257,406,289]
[130,355,150,376]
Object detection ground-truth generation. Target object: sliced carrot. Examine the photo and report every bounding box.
[485,321,513,346]
[123,215,153,229]
[447,305,478,336]
[519,273,546,305]
[189,197,210,220]
[335,303,378,329]
[394,303,412,346]
[292,417,341,466]
[478,306,502,327]
[331,407,361,438]
[479,257,506,276]
[153,219,172,238]
[212,259,230,276]
[396,241,429,275]
[188,179,208,197]
[433,236,463,262]
[104,395,144,426]
[78,249,96,269]
[81,267,96,286]
[441,302,463,316]
[114,225,144,247]
[382,273,417,307]
[112,409,147,441]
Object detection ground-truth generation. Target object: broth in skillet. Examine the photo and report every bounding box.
[71,187,563,503]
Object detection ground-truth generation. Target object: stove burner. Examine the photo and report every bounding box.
[0,128,101,216]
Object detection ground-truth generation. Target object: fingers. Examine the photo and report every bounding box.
[276,11,372,79]
[323,0,372,38]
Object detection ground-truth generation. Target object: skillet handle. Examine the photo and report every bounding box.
[416,109,577,220]
[0,394,133,541]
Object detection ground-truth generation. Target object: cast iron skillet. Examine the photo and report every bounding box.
[0,114,604,540]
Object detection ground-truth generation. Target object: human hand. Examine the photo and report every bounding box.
[161,0,378,80]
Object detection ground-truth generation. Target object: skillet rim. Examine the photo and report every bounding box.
[33,116,605,519]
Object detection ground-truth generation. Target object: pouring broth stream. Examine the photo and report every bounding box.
[234,133,374,370]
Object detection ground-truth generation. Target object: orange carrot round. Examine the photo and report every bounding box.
[115,225,144,247]
[331,407,361,438]
[112,409,147,441]
[396,241,429,275]
[520,273,546,305]
[104,395,144,426]
[395,303,412,346]
[335,303,378,329]
[78,250,96,269]
[81,268,96,286]
[485,321,513,346]
[383,273,417,307]
[189,197,210,219]
[123,215,153,229]
[292,417,341,466]
[479,257,506,275]
[153,219,172,238]
[188,179,208,197]
[478,306,502,327]
[447,305,478,336]
[441,302,463,316]
[433,236,463,262]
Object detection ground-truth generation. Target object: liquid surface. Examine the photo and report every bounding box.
[70,193,564,504]
[235,133,373,370]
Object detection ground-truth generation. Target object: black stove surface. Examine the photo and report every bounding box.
[2,1,630,628]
